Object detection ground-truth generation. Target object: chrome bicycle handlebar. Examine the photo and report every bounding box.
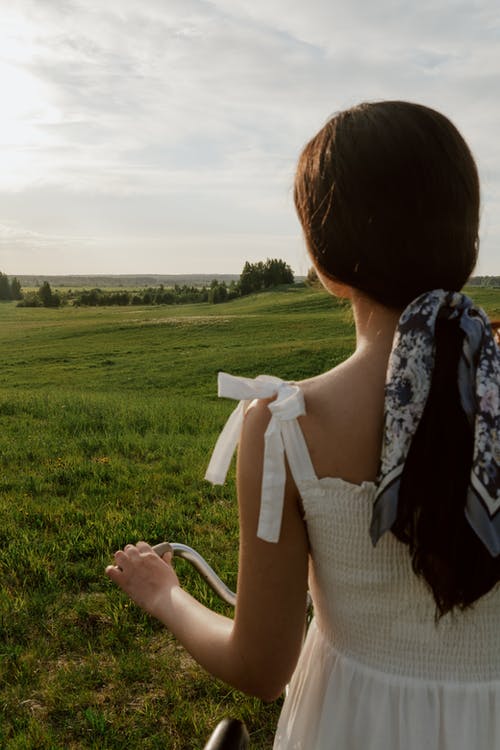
[153,541,237,608]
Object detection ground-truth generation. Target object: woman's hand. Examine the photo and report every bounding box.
[106,541,180,620]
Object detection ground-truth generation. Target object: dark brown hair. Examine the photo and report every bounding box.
[294,101,480,309]
[295,101,500,617]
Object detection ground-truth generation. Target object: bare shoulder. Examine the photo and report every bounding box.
[295,360,387,483]
[297,362,356,415]
[236,358,386,484]
[237,396,276,479]
[241,396,274,440]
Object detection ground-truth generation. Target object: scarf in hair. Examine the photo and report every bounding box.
[370,289,500,556]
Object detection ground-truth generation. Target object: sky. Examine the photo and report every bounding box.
[0,0,499,277]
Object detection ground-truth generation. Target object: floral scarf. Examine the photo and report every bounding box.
[370,289,500,556]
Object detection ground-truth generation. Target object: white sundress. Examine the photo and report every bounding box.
[206,373,500,750]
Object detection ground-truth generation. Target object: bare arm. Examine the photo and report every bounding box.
[106,399,309,700]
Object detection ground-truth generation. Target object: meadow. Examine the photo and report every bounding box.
[0,285,498,749]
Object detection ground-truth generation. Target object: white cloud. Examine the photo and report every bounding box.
[0,0,498,274]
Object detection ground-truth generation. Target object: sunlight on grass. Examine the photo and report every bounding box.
[0,285,497,747]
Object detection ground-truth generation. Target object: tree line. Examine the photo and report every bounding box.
[468,276,500,288]
[0,273,23,301]
[239,259,294,294]
[74,279,239,307]
[0,258,295,308]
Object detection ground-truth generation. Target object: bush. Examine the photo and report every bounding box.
[17,292,42,308]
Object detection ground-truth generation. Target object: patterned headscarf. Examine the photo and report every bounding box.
[370,289,500,556]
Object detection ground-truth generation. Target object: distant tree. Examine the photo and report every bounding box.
[76,289,101,306]
[238,258,294,296]
[217,280,228,303]
[228,280,239,299]
[208,280,228,304]
[305,266,321,287]
[0,272,11,300]
[108,291,130,306]
[239,261,263,295]
[10,277,23,300]
[159,290,176,304]
[38,281,61,308]
[262,258,294,287]
[39,281,53,306]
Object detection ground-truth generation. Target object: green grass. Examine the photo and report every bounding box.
[0,285,498,748]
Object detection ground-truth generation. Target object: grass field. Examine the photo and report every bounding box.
[0,285,498,749]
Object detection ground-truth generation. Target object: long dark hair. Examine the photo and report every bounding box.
[294,101,499,616]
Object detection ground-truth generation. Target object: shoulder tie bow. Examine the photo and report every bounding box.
[205,372,305,543]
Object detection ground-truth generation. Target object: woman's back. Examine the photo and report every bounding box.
[274,370,500,749]
[276,311,500,680]
[271,287,500,747]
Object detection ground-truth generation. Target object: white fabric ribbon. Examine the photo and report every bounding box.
[205,372,305,542]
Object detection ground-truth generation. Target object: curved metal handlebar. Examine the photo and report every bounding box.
[153,541,237,608]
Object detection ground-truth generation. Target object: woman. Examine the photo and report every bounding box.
[107,101,500,749]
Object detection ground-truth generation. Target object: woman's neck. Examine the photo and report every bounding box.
[351,292,402,359]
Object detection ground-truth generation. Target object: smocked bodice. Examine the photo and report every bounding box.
[298,477,500,682]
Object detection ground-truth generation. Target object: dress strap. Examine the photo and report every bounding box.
[205,372,316,543]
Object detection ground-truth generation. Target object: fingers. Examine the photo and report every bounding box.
[113,543,148,564]
[105,563,121,581]
[136,541,153,553]
[104,545,137,580]
[162,548,173,564]
[106,541,166,581]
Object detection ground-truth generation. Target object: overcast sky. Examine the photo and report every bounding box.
[0,0,499,276]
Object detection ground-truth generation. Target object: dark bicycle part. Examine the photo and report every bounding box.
[202,718,250,750]
[152,541,237,608]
